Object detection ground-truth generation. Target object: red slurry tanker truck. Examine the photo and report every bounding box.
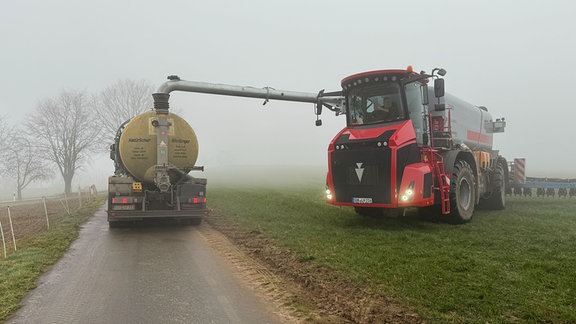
[328,67,508,223]
[109,67,507,225]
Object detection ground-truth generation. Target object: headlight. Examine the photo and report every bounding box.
[400,181,415,202]
[325,188,333,200]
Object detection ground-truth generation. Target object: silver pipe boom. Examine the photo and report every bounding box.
[156,77,343,108]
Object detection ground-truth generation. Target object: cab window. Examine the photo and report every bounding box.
[404,82,426,145]
[346,83,404,126]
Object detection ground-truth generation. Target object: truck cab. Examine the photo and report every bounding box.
[343,69,428,146]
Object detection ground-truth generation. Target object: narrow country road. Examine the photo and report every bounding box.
[6,206,286,324]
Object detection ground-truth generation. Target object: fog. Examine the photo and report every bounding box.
[1,0,575,198]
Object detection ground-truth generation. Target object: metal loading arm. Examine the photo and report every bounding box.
[155,76,344,115]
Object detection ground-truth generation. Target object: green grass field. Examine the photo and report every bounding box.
[208,183,576,323]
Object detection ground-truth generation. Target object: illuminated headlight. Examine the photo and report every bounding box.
[400,181,415,202]
[325,188,333,200]
[376,141,388,148]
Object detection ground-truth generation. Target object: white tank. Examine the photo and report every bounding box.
[430,92,495,152]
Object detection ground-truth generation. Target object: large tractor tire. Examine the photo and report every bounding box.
[479,160,506,210]
[448,160,476,224]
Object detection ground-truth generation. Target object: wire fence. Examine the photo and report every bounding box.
[0,185,99,258]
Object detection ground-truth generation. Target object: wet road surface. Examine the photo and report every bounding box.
[6,207,284,324]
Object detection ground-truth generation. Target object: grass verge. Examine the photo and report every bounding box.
[208,185,576,323]
[0,197,105,321]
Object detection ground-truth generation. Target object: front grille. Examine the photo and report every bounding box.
[331,148,392,204]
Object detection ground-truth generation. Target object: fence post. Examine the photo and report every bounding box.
[64,193,70,215]
[78,186,82,209]
[0,217,6,258]
[43,196,50,230]
[7,206,16,251]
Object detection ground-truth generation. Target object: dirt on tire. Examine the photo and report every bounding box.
[205,214,423,324]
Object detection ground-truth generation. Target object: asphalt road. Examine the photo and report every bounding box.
[6,207,285,324]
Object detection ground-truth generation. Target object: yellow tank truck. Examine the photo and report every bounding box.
[107,93,208,227]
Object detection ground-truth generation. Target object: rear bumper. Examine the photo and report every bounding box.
[107,209,209,222]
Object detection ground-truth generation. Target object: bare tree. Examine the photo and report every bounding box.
[26,90,100,194]
[0,114,10,153]
[92,79,155,149]
[0,116,12,191]
[2,133,53,200]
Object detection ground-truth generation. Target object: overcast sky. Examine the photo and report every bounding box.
[1,0,575,193]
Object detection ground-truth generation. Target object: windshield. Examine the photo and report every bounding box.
[347,82,405,126]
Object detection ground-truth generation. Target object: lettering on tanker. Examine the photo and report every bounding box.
[172,137,190,159]
[130,145,148,160]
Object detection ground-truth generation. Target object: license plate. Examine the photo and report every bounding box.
[113,205,136,211]
[352,197,373,204]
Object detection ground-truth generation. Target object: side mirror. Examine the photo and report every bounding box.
[434,78,445,98]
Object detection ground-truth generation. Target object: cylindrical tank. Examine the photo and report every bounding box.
[431,91,495,152]
[117,110,199,184]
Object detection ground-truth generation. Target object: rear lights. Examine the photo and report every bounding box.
[189,197,207,204]
[112,197,134,204]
